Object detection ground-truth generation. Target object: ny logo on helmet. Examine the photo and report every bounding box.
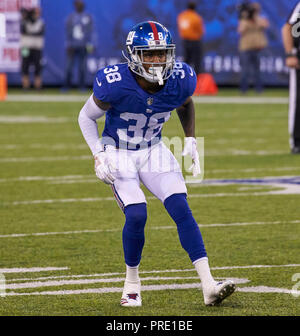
[126,31,136,45]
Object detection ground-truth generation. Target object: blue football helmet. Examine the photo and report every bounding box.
[123,21,176,85]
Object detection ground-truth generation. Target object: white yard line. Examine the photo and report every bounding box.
[0,150,289,163]
[1,168,300,184]
[6,197,115,205]
[1,284,205,296]
[0,155,91,163]
[0,144,88,150]
[0,267,69,274]
[208,167,300,173]
[6,264,300,283]
[5,276,250,290]
[0,221,299,239]
[4,188,300,206]
[5,283,299,297]
[5,94,89,102]
[5,94,289,104]
[0,116,71,123]
[237,286,300,295]
[192,96,289,104]
[0,174,94,183]
[5,276,198,289]
[0,139,268,149]
[3,264,300,297]
[0,229,119,238]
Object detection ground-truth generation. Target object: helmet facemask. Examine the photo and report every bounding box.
[125,45,175,85]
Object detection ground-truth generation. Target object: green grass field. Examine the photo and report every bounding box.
[0,88,299,317]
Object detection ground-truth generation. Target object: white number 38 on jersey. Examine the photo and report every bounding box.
[104,65,122,83]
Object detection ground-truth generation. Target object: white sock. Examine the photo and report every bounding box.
[125,264,140,283]
[193,257,216,291]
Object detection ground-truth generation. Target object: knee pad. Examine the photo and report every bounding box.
[164,193,192,228]
[124,203,147,233]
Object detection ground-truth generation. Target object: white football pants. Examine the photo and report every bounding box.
[105,141,187,211]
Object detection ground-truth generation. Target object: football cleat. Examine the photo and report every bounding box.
[120,281,142,307]
[291,146,300,154]
[204,280,236,306]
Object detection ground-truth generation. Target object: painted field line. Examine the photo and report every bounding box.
[199,220,300,228]
[6,94,89,102]
[0,144,88,150]
[237,286,300,295]
[0,267,69,274]
[0,221,299,239]
[208,167,300,174]
[3,284,200,296]
[6,276,199,290]
[206,150,287,156]
[0,151,288,163]
[211,264,300,270]
[5,277,249,290]
[6,264,300,283]
[0,116,71,123]
[5,188,300,206]
[6,277,249,290]
[5,94,288,104]
[6,197,115,205]
[5,283,300,297]
[1,167,300,183]
[48,179,96,184]
[0,155,91,163]
[0,174,94,183]
[0,139,266,149]
[192,96,288,104]
[0,229,119,238]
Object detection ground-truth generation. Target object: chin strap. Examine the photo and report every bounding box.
[154,68,164,85]
[149,66,164,85]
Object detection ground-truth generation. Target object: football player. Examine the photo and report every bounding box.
[282,2,300,154]
[78,21,235,307]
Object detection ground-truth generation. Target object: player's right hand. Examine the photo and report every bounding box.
[286,56,299,68]
[94,151,116,185]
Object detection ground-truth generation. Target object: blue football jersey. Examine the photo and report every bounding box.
[93,62,196,150]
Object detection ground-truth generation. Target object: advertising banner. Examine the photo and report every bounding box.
[0,0,20,72]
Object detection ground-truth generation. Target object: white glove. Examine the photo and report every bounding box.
[182,137,201,177]
[94,151,116,185]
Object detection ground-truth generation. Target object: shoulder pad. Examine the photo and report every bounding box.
[172,62,197,97]
[93,64,125,102]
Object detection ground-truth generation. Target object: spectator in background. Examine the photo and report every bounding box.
[63,0,94,91]
[282,2,300,154]
[177,1,205,76]
[237,2,269,94]
[20,7,45,90]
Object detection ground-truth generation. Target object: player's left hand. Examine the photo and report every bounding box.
[182,137,201,177]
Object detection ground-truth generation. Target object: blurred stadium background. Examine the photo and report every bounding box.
[0,0,298,88]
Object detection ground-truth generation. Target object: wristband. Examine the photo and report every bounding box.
[286,49,297,58]
[286,53,297,58]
